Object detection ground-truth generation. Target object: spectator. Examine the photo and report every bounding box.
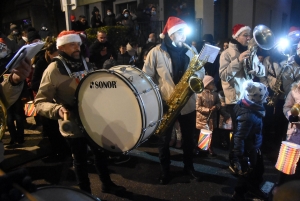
[70,15,78,30]
[196,75,220,157]
[7,23,21,45]
[39,23,52,40]
[18,30,28,47]
[150,6,159,35]
[89,31,117,69]
[231,81,268,200]
[138,33,157,69]
[116,9,136,29]
[116,43,131,65]
[103,8,116,26]
[75,15,90,31]
[91,6,103,28]
[77,31,90,62]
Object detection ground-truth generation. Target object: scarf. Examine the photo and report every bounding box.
[58,50,84,72]
[230,39,248,53]
[163,35,189,84]
[241,98,265,117]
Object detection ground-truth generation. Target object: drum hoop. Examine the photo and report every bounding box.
[30,186,100,200]
[74,69,147,153]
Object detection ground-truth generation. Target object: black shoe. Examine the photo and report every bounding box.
[183,168,202,181]
[17,140,25,144]
[208,148,217,158]
[102,182,126,194]
[159,172,170,185]
[9,140,15,145]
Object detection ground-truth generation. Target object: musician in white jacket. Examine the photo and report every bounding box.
[219,24,265,170]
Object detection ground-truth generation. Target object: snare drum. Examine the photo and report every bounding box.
[20,186,100,201]
[76,65,162,153]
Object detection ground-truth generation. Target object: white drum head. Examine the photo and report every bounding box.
[77,71,143,152]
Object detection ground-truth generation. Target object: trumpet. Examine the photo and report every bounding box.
[243,25,275,80]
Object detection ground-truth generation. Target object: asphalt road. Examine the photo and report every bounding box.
[2,117,300,201]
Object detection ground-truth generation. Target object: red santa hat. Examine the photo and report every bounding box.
[56,30,82,48]
[232,24,251,39]
[159,17,188,39]
[288,26,300,37]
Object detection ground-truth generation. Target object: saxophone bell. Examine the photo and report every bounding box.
[189,75,204,93]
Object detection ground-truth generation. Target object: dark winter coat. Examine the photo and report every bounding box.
[233,99,265,157]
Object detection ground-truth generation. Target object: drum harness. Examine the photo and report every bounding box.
[55,55,94,83]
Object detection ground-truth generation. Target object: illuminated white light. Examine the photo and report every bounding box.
[184,27,191,35]
[277,37,289,51]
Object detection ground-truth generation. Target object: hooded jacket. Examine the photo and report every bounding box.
[233,99,265,156]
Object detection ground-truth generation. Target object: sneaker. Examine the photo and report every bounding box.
[113,155,130,165]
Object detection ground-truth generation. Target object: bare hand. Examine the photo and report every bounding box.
[238,50,250,63]
[10,57,31,84]
[58,107,69,119]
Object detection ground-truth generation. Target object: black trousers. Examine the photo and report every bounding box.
[158,111,196,172]
[7,98,25,143]
[66,136,111,193]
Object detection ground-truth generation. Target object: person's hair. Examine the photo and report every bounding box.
[79,15,86,20]
[129,40,138,47]
[97,30,107,35]
[44,37,57,54]
[120,43,127,48]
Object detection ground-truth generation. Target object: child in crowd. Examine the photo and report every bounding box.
[231,80,268,201]
[196,75,220,157]
[272,80,300,194]
[218,91,232,149]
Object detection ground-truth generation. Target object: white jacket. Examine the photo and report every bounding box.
[219,42,265,104]
[143,43,205,115]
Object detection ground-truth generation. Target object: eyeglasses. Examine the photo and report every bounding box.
[242,34,251,38]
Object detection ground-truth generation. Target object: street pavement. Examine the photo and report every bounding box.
[1,117,300,201]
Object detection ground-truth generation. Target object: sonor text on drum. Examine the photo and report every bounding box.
[90,81,117,88]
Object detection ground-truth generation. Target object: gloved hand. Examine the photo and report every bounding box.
[288,115,299,123]
[0,168,36,201]
[232,161,243,175]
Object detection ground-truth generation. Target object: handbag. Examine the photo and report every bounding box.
[24,101,36,117]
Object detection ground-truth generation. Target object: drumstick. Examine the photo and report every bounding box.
[0,169,37,201]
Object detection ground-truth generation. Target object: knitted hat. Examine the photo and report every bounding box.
[70,15,76,21]
[244,80,268,104]
[160,17,188,39]
[232,24,251,39]
[288,26,300,37]
[203,75,214,88]
[56,30,82,48]
[0,38,6,50]
[92,6,99,13]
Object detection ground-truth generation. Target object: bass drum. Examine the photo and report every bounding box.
[20,186,100,201]
[75,65,162,153]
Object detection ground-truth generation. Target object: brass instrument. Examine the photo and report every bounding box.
[244,25,275,80]
[155,43,207,136]
[266,64,286,106]
[290,103,300,117]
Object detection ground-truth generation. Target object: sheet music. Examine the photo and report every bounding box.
[5,41,45,71]
[199,44,220,63]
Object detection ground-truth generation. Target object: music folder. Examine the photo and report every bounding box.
[199,44,220,63]
[5,41,45,72]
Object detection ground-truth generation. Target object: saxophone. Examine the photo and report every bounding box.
[154,43,207,136]
[266,63,286,106]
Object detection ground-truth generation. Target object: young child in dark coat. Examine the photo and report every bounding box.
[231,80,269,201]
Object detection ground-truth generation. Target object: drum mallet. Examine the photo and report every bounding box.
[61,111,73,133]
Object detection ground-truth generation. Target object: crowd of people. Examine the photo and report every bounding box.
[0,4,299,200]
